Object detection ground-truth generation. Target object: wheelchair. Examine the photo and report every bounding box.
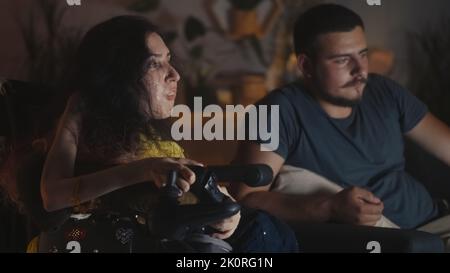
[35,164,273,253]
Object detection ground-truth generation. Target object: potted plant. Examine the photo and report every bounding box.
[18,0,82,86]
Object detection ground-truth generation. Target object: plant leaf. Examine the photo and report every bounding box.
[189,45,204,59]
[184,16,206,42]
[229,0,263,10]
[248,36,268,66]
[161,31,178,46]
[128,0,160,12]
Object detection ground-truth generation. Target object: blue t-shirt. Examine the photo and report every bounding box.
[254,74,438,228]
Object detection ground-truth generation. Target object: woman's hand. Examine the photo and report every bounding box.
[146,158,203,195]
[208,186,241,240]
[146,159,241,239]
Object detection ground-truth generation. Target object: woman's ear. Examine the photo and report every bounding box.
[297,54,313,79]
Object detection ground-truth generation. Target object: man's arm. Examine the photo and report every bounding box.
[405,113,450,166]
[229,142,383,226]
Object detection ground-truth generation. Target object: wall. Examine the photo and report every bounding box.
[1,0,449,85]
[331,0,450,85]
[0,0,133,80]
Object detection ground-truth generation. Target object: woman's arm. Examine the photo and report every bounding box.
[41,95,200,212]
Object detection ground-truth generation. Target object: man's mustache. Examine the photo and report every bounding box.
[342,77,368,88]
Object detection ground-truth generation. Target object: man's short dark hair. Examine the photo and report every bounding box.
[293,4,365,56]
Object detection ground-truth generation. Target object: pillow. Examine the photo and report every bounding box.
[271,165,399,229]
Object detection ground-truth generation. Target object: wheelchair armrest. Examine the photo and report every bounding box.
[294,222,444,253]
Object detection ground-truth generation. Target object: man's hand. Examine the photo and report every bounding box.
[208,186,241,239]
[328,186,384,226]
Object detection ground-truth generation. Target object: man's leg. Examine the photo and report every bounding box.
[226,207,299,253]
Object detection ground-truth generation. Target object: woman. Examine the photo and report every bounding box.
[24,15,241,252]
[28,15,298,253]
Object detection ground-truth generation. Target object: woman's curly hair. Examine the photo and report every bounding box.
[69,16,171,161]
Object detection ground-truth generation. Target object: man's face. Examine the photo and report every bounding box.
[142,33,180,119]
[309,26,369,107]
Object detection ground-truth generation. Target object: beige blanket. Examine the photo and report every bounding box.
[271,165,399,229]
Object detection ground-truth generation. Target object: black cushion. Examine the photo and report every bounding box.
[295,222,445,253]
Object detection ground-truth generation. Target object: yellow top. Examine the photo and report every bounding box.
[141,139,185,159]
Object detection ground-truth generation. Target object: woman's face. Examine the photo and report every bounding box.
[142,33,180,119]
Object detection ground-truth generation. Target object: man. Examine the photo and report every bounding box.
[230,4,450,248]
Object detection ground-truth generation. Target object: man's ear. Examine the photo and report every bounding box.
[297,54,313,79]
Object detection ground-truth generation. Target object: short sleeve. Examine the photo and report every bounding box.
[246,90,301,159]
[382,77,428,133]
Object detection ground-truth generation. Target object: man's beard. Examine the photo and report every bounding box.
[316,90,362,107]
[316,78,367,107]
